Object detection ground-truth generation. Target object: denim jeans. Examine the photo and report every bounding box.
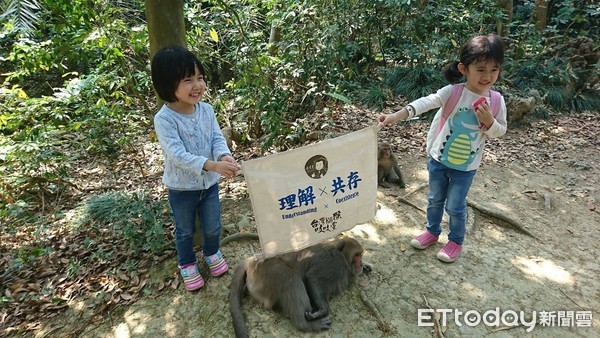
[168,183,222,266]
[426,157,476,245]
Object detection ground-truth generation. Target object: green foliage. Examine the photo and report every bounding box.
[384,66,445,102]
[185,0,597,144]
[504,0,600,112]
[357,84,388,111]
[216,0,505,122]
[11,244,51,265]
[1,0,151,218]
[569,90,600,112]
[325,92,352,105]
[0,86,72,215]
[532,107,550,120]
[0,0,41,34]
[76,191,169,254]
[544,86,567,109]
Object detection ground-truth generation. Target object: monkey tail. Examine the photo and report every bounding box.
[229,259,249,338]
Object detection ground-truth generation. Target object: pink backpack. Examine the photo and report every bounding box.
[435,83,501,136]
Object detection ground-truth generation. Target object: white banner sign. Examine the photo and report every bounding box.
[242,125,378,258]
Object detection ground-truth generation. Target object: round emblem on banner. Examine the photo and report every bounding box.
[305,155,328,179]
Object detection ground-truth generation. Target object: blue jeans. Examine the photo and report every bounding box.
[168,183,223,266]
[425,157,476,245]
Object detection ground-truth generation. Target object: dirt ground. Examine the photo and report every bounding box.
[32,110,599,338]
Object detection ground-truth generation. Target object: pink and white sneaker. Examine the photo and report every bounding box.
[410,231,439,249]
[437,241,462,263]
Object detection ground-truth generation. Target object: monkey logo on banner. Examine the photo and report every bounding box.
[242,125,378,258]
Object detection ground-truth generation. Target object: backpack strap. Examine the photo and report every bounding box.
[436,83,464,136]
[489,89,501,117]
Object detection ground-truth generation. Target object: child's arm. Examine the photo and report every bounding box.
[203,159,239,179]
[378,107,411,126]
[378,85,452,127]
[206,104,240,178]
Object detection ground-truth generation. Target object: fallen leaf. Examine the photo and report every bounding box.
[8,283,23,292]
[39,270,55,278]
[171,278,180,290]
[28,283,41,292]
[13,287,30,295]
[117,273,129,281]
[104,283,115,293]
[120,293,133,301]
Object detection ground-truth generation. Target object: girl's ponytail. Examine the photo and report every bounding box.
[444,61,463,83]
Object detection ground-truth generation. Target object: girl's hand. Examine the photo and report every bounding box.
[205,156,240,178]
[220,155,238,166]
[474,101,494,129]
[214,161,240,179]
[377,110,402,127]
[377,114,392,127]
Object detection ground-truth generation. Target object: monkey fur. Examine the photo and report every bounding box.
[377,141,406,188]
[228,237,370,338]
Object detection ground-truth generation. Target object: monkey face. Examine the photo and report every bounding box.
[353,252,372,275]
[353,252,362,267]
[352,252,365,274]
[378,142,393,159]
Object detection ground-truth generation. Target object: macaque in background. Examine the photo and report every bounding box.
[377,142,406,188]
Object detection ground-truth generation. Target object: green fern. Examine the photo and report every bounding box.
[384,66,444,101]
[0,0,41,34]
[569,90,600,112]
[511,63,547,89]
[76,191,169,254]
[532,107,550,119]
[544,86,566,109]
[357,84,388,110]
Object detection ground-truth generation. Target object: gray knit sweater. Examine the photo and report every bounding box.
[153,102,231,190]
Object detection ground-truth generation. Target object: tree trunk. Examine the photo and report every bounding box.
[146,0,186,57]
[145,0,187,106]
[532,0,549,31]
[268,25,282,56]
[496,0,513,37]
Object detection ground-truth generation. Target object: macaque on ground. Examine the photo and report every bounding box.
[228,237,371,338]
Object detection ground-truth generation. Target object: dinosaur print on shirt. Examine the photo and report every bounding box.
[439,106,481,171]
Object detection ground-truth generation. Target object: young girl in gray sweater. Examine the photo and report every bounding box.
[151,46,240,291]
